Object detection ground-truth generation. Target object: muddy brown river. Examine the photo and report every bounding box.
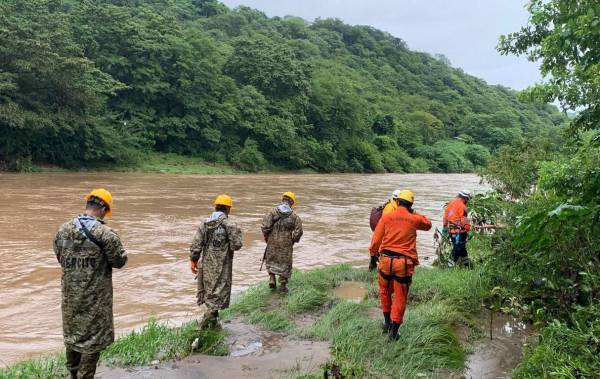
[0,172,485,366]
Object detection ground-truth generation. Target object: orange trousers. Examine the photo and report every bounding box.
[377,255,414,324]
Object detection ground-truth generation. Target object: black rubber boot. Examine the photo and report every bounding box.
[279,277,288,294]
[269,274,276,289]
[200,309,220,330]
[382,312,391,334]
[69,371,78,379]
[388,322,400,341]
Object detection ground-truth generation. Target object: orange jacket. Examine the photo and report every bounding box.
[443,198,471,233]
[369,207,432,264]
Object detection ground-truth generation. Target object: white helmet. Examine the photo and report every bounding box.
[458,190,472,199]
[392,189,401,199]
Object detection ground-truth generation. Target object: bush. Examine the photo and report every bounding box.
[234,138,267,172]
[465,144,491,167]
[514,306,600,379]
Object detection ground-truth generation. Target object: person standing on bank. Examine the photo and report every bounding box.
[190,194,243,328]
[443,190,472,266]
[54,189,128,379]
[261,192,303,294]
[369,190,432,341]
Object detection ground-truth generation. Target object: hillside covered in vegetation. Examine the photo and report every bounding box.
[0,0,566,172]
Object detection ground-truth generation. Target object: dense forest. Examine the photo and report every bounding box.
[475,0,599,376]
[0,0,567,172]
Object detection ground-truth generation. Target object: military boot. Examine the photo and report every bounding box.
[388,322,400,341]
[382,312,391,334]
[269,274,277,290]
[199,309,219,330]
[279,277,288,294]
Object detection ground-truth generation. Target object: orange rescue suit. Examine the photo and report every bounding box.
[443,198,471,233]
[369,206,432,324]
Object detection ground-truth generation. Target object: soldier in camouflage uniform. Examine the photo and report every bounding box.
[53,189,128,379]
[261,192,303,293]
[190,194,242,327]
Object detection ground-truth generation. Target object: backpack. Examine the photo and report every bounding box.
[369,200,390,231]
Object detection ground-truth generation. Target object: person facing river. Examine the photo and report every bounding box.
[190,194,243,328]
[443,190,472,266]
[53,189,128,379]
[369,190,432,341]
[261,192,303,294]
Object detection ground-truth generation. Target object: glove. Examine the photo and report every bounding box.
[441,227,449,238]
[368,255,379,272]
[263,233,269,243]
[190,260,197,274]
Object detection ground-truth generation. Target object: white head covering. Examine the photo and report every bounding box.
[392,189,401,199]
[458,190,472,199]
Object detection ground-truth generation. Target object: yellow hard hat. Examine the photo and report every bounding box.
[282,191,297,204]
[84,188,113,217]
[397,190,414,203]
[214,194,233,208]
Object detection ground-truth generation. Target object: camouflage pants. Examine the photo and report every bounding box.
[66,347,100,379]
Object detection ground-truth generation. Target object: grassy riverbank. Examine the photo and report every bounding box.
[224,263,490,378]
[19,153,240,175]
[0,322,227,379]
[1,262,493,378]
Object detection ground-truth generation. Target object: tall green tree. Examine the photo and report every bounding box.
[498,0,600,131]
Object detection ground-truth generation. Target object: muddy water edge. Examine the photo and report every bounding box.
[0,172,485,365]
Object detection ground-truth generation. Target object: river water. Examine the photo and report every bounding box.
[0,172,485,366]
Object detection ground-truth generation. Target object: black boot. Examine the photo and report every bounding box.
[388,322,400,341]
[382,312,391,334]
[269,273,276,289]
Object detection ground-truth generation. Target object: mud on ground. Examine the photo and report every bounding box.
[97,318,329,379]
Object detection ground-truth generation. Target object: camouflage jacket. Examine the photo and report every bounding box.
[190,212,242,310]
[261,204,303,278]
[54,215,128,353]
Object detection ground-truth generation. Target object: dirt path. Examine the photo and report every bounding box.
[96,319,329,379]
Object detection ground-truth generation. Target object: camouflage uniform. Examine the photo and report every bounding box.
[261,204,303,279]
[190,212,243,313]
[53,215,128,379]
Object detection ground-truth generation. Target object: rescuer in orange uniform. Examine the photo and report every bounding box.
[443,190,472,266]
[369,190,432,341]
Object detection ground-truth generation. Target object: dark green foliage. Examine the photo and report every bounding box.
[513,306,600,378]
[498,0,600,132]
[0,0,566,171]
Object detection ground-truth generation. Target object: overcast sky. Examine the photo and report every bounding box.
[220,0,540,91]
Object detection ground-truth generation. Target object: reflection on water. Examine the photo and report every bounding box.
[0,172,486,365]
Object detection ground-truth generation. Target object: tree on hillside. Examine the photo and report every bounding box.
[498,0,600,131]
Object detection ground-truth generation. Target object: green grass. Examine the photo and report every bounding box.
[308,301,465,378]
[0,354,67,379]
[223,263,490,378]
[29,152,240,175]
[114,152,239,174]
[102,318,228,366]
[0,318,228,379]
[410,265,489,310]
[513,306,600,379]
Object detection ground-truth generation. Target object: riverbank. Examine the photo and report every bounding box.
[3,253,534,379]
[4,152,482,175]
[13,153,241,175]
